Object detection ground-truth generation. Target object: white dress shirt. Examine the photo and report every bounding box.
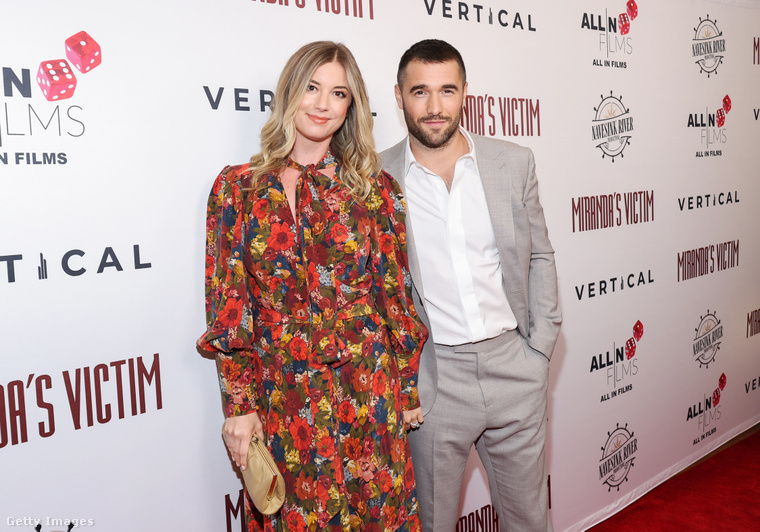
[403,128,517,345]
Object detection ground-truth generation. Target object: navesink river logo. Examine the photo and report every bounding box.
[599,423,637,492]
[592,92,633,162]
[692,15,725,77]
[693,310,723,368]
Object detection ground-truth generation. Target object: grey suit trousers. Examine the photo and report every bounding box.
[408,329,552,532]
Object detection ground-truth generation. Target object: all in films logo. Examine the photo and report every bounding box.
[686,373,726,445]
[591,92,634,162]
[693,310,723,368]
[0,30,102,162]
[590,320,644,402]
[599,423,637,492]
[688,95,732,158]
[582,1,639,68]
[692,15,726,77]
[37,30,102,101]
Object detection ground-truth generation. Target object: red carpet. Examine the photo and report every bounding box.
[588,429,760,531]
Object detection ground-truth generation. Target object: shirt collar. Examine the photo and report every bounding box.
[403,126,478,177]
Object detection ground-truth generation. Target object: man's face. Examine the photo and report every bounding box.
[395,59,467,150]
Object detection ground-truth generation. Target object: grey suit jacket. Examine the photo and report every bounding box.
[381,134,561,415]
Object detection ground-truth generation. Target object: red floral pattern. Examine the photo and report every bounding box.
[198,152,427,531]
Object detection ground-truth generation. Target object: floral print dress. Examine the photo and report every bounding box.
[198,151,428,532]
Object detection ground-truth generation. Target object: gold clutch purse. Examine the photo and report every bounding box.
[242,434,285,514]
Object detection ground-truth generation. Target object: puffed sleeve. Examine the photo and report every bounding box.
[370,171,429,410]
[197,166,260,417]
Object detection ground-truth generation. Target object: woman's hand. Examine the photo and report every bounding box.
[403,407,424,432]
[222,411,264,471]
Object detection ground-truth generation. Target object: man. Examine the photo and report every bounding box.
[381,39,561,531]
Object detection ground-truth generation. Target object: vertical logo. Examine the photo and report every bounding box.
[692,16,725,77]
[591,92,634,161]
[423,2,537,31]
[0,244,152,284]
[693,310,723,368]
[599,423,637,492]
[37,253,48,280]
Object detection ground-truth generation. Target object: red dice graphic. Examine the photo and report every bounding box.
[625,337,636,359]
[633,320,644,342]
[619,13,630,35]
[712,388,721,406]
[722,95,731,113]
[626,0,638,20]
[36,59,77,101]
[716,108,726,127]
[65,30,102,73]
[719,373,727,390]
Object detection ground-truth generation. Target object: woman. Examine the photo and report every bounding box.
[198,41,427,531]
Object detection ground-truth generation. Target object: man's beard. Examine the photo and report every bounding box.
[403,110,461,149]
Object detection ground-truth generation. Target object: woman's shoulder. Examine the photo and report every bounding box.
[374,170,404,198]
[211,162,258,197]
[216,162,256,187]
[368,170,406,214]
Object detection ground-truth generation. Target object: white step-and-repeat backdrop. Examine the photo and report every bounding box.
[1,1,759,531]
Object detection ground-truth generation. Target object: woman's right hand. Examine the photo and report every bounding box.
[222,411,264,471]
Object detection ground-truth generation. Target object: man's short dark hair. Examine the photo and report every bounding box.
[396,39,467,88]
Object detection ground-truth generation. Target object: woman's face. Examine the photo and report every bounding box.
[294,61,352,148]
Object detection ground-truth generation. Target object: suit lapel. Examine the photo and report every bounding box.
[475,137,518,279]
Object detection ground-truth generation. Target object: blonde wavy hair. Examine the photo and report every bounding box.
[250,41,381,200]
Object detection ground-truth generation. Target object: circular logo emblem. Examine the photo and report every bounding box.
[692,16,725,76]
[599,423,637,491]
[693,310,722,368]
[592,92,633,162]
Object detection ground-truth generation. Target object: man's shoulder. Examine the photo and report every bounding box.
[470,133,532,161]
[379,138,407,162]
[379,138,408,180]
